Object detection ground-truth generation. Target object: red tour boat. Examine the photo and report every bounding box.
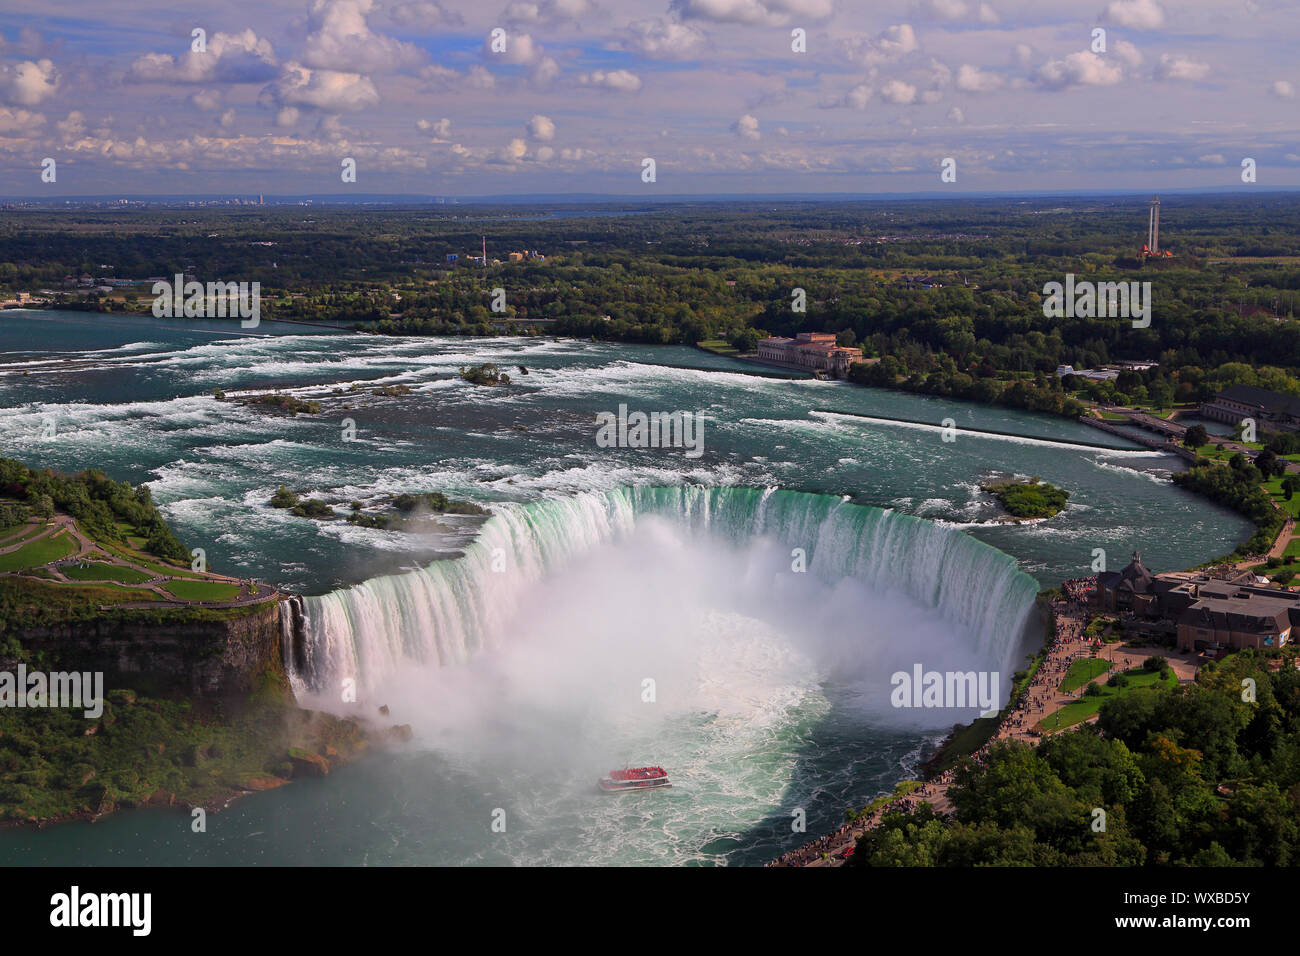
[598,766,671,793]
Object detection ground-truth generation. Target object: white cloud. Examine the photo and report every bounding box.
[419,64,496,90]
[1033,51,1123,89]
[527,114,556,141]
[623,18,706,59]
[190,89,222,111]
[947,106,965,123]
[127,31,276,84]
[530,55,560,87]
[671,0,834,27]
[302,0,425,74]
[504,0,595,22]
[500,137,527,161]
[485,31,542,65]
[261,61,380,113]
[55,109,83,138]
[881,79,917,104]
[1104,0,1165,30]
[417,117,452,137]
[387,1,462,28]
[839,24,919,68]
[732,113,760,139]
[578,69,642,92]
[1154,54,1209,81]
[955,64,1002,92]
[0,105,44,133]
[1197,153,1226,164]
[1113,40,1143,69]
[0,58,59,105]
[220,108,237,128]
[977,3,999,24]
[535,144,555,161]
[1270,79,1295,98]
[918,0,969,20]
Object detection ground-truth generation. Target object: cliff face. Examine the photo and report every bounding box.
[9,601,289,699]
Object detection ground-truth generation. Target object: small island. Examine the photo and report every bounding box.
[982,478,1070,519]
[459,363,511,386]
[270,487,487,529]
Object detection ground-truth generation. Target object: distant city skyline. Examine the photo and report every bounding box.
[0,0,1296,196]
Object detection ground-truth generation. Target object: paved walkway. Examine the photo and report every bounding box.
[769,590,1200,868]
[1,513,278,609]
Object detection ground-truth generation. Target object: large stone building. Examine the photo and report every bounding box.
[755,332,860,378]
[1093,552,1300,653]
[1200,385,1300,433]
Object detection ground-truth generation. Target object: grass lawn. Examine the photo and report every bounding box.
[100,540,204,579]
[1285,539,1300,559]
[697,339,741,357]
[0,531,77,573]
[160,579,244,602]
[0,522,45,547]
[1097,411,1128,421]
[1263,477,1300,519]
[1057,657,1113,694]
[61,561,152,584]
[1038,666,1179,733]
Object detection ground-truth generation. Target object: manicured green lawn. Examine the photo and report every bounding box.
[697,339,741,357]
[1285,539,1300,558]
[101,541,204,579]
[1057,657,1113,694]
[1038,667,1178,732]
[0,522,45,547]
[61,561,152,584]
[1263,477,1300,518]
[160,579,244,602]
[0,532,77,573]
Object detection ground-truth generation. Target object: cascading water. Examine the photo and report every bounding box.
[288,486,1041,702]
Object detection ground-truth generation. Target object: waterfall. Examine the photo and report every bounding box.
[290,486,1041,698]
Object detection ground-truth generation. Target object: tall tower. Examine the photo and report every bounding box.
[482,235,487,266]
[1147,195,1160,255]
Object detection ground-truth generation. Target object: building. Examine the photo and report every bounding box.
[1200,385,1300,433]
[754,332,860,378]
[1056,364,1120,382]
[1093,552,1300,652]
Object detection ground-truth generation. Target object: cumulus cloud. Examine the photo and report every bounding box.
[731,113,760,139]
[1032,51,1123,89]
[1197,153,1226,164]
[387,1,463,28]
[1104,0,1165,29]
[671,0,833,27]
[881,79,917,104]
[503,0,595,23]
[1154,54,1209,81]
[955,64,1002,92]
[820,83,872,110]
[1270,79,1295,98]
[947,105,965,123]
[527,114,556,140]
[485,30,543,64]
[622,17,706,59]
[302,0,425,74]
[419,64,496,90]
[0,58,59,105]
[1113,39,1143,69]
[127,30,276,84]
[417,116,452,137]
[577,69,642,92]
[190,89,222,110]
[500,137,527,162]
[261,61,380,113]
[0,105,45,133]
[839,24,919,68]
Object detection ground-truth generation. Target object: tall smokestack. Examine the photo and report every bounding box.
[482,235,487,266]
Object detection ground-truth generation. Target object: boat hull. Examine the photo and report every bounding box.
[598,777,672,793]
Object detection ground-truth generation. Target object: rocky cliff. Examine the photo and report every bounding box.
[8,600,288,699]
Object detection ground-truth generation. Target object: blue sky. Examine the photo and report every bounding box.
[0,0,1297,196]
